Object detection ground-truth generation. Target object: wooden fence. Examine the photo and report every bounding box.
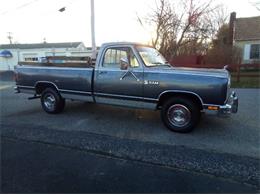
[172,63,260,82]
[234,64,260,82]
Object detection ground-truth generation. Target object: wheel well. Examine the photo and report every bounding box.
[157,92,203,110]
[35,82,58,94]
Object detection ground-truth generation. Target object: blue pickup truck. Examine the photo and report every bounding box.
[14,42,238,133]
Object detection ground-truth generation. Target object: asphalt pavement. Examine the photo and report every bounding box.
[1,77,260,192]
[1,138,258,193]
[1,80,260,158]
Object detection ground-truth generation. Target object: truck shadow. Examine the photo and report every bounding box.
[65,102,160,121]
[4,100,239,140]
[63,101,227,135]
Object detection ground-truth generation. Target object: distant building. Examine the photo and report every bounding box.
[0,42,94,70]
[230,12,260,64]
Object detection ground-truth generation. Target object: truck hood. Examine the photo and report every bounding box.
[156,66,229,79]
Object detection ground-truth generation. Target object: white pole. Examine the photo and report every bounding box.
[91,0,96,59]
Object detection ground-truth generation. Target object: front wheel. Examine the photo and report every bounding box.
[161,97,201,133]
[41,88,65,114]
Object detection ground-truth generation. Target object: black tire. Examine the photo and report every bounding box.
[161,97,200,133]
[41,88,65,114]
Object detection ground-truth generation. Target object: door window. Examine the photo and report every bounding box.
[103,47,140,68]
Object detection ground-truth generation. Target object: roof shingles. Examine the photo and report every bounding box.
[234,16,260,41]
[0,42,82,50]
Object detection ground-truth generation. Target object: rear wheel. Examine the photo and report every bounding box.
[41,88,65,114]
[161,97,200,133]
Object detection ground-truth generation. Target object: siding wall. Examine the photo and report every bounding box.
[234,40,260,64]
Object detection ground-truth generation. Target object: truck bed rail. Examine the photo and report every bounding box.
[18,56,96,68]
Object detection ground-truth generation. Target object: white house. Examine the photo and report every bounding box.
[230,12,260,64]
[0,42,94,70]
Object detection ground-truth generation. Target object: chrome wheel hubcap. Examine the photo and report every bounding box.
[44,94,55,111]
[167,104,191,127]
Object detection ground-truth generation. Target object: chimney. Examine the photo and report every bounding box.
[229,12,236,45]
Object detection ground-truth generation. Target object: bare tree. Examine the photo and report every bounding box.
[140,0,227,59]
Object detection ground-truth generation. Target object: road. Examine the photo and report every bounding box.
[1,79,260,192]
[1,81,260,158]
[1,138,257,193]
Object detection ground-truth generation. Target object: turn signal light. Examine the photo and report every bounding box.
[208,106,219,110]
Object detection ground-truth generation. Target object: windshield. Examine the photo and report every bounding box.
[136,46,168,67]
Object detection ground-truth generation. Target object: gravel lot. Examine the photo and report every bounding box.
[1,81,260,159]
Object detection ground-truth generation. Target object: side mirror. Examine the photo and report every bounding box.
[120,58,129,70]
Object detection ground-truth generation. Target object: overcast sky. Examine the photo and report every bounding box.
[0,0,259,46]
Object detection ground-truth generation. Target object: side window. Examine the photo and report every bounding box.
[129,51,140,68]
[103,48,127,68]
[102,47,140,68]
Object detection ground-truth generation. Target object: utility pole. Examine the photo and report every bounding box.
[7,32,13,44]
[91,0,96,59]
[58,1,96,59]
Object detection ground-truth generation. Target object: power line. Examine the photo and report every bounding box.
[17,0,39,10]
[249,0,260,11]
[0,0,40,16]
[0,0,82,16]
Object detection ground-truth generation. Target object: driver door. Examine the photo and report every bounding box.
[94,46,144,108]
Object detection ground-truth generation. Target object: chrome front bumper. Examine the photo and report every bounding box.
[218,91,238,115]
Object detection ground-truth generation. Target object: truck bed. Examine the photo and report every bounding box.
[15,60,95,102]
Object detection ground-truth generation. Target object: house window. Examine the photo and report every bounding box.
[24,57,38,62]
[250,44,260,59]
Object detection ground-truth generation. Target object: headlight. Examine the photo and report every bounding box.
[226,74,231,103]
[228,75,231,88]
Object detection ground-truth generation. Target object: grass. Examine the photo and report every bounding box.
[231,76,260,88]
[230,70,260,88]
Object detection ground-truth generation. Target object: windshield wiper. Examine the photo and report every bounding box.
[164,64,172,67]
[148,62,172,67]
[149,62,164,66]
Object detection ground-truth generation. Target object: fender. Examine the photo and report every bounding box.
[158,90,204,105]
